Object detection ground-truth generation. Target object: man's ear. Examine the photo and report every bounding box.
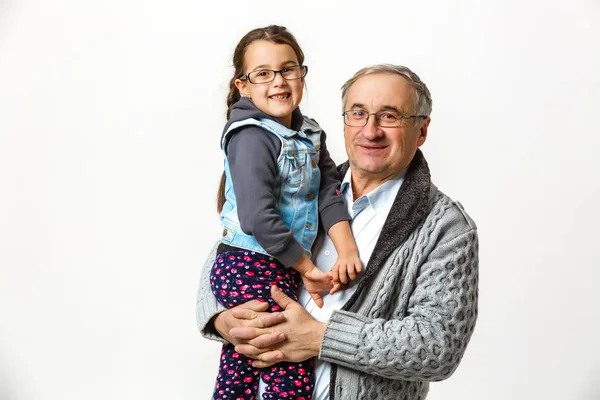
[417,117,431,147]
[234,79,250,98]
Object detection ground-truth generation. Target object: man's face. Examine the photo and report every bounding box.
[343,73,430,183]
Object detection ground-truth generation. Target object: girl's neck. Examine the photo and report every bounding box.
[275,114,292,128]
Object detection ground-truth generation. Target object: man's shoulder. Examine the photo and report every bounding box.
[428,185,478,235]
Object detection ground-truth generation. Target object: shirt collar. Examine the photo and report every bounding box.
[340,169,406,215]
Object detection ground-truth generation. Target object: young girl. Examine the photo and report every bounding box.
[210,25,361,400]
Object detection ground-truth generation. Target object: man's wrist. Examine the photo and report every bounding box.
[312,321,327,357]
[212,311,229,341]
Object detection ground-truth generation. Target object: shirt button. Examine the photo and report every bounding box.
[324,250,330,256]
[306,193,315,200]
[311,160,317,168]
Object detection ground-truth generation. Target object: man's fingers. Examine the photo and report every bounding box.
[240,299,270,311]
[230,308,258,320]
[254,312,285,328]
[230,300,269,320]
[229,326,267,341]
[229,315,285,341]
[270,285,295,310]
[248,332,286,348]
[233,342,284,365]
[251,350,285,368]
[234,332,285,362]
[234,343,262,359]
[231,307,284,328]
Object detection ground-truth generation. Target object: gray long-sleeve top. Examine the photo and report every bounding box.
[222,98,349,267]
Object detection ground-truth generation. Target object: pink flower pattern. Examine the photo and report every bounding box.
[210,250,314,400]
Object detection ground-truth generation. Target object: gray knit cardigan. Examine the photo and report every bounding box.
[196,150,479,400]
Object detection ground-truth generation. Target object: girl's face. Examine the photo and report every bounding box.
[235,40,304,128]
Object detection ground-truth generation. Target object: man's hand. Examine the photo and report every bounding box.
[213,300,286,346]
[231,285,326,368]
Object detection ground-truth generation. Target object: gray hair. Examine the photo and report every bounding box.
[341,64,432,123]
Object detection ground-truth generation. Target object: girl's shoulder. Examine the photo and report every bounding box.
[300,115,323,134]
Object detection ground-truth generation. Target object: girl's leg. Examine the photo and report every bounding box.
[261,359,315,400]
[213,342,261,400]
[210,250,313,400]
[210,250,278,399]
[257,265,314,400]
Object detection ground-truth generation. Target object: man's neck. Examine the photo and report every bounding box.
[350,170,405,200]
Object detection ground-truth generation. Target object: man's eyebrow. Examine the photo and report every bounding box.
[379,105,403,114]
[348,103,367,110]
[347,103,408,114]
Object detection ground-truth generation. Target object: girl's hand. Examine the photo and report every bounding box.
[299,266,333,308]
[330,252,362,294]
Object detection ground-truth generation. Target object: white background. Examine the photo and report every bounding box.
[1,1,599,399]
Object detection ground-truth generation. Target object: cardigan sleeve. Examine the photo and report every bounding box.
[319,227,479,381]
[196,241,227,343]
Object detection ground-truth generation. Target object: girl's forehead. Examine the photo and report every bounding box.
[243,40,299,70]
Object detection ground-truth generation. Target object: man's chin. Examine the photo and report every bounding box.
[351,162,388,176]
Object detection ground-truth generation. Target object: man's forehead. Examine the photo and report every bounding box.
[345,73,415,111]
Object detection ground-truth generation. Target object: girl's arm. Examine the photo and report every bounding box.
[328,220,362,293]
[315,128,350,232]
[227,127,304,267]
[314,127,362,291]
[229,126,337,305]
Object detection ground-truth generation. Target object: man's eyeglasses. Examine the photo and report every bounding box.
[342,110,428,128]
[239,65,308,84]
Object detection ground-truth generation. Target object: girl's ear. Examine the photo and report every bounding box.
[235,79,250,98]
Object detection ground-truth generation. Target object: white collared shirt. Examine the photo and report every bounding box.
[257,168,405,399]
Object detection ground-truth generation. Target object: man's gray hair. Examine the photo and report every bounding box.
[341,64,432,120]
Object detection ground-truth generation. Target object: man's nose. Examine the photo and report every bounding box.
[361,115,383,139]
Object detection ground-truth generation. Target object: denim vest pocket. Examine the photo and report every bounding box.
[220,220,238,245]
[283,151,307,188]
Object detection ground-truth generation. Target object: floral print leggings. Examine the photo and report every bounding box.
[210,250,314,400]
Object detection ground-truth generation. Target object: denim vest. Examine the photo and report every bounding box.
[220,117,322,259]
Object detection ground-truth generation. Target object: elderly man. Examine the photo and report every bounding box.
[197,64,478,399]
